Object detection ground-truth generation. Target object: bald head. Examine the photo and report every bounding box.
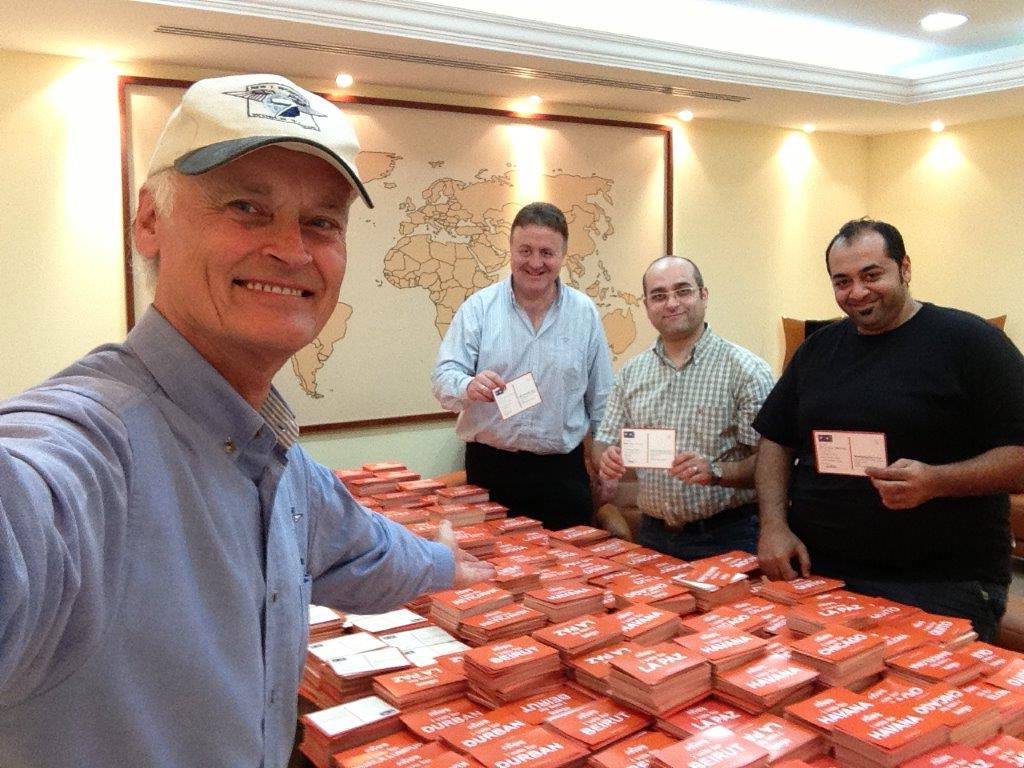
[642,255,704,297]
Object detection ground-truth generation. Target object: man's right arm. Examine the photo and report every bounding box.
[431,303,479,412]
[755,437,809,579]
[431,301,506,409]
[0,397,129,706]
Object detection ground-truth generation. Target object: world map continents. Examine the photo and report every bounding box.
[290,151,642,398]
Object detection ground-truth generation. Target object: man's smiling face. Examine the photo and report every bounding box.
[827,229,913,335]
[137,145,353,368]
[508,224,566,301]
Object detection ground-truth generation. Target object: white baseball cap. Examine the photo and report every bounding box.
[146,73,373,208]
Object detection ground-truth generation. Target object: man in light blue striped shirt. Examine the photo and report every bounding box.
[594,256,774,559]
[432,202,613,530]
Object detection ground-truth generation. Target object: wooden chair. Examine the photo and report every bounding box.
[782,314,1006,370]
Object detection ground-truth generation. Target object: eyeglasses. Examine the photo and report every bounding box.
[645,286,698,305]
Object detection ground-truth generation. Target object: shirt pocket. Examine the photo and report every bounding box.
[689,405,733,459]
[558,335,585,391]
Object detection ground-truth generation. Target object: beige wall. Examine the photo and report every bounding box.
[867,118,1024,350]
[18,47,988,478]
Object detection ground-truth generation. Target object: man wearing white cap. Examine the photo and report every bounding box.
[0,74,492,767]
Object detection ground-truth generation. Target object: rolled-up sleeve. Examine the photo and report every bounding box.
[736,358,775,447]
[305,465,454,612]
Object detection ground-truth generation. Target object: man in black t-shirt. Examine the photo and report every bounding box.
[753,218,1024,641]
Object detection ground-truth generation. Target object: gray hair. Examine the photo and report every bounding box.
[132,169,181,291]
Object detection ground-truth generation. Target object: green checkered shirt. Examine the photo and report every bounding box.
[595,325,774,525]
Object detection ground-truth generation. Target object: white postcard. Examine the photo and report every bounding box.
[493,372,542,419]
[620,428,676,469]
[812,430,888,476]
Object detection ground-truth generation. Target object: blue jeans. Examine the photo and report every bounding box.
[637,504,758,561]
[840,576,1008,644]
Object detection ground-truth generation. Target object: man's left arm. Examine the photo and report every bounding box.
[583,307,614,434]
[867,447,1024,510]
[867,322,1024,509]
[303,461,492,612]
[672,355,775,489]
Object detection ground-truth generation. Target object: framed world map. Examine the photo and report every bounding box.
[119,77,672,431]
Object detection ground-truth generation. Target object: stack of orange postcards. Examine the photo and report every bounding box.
[533,613,624,661]
[459,605,548,647]
[714,653,819,713]
[523,584,606,623]
[651,725,770,768]
[788,625,886,689]
[543,696,651,752]
[299,695,403,768]
[463,637,564,707]
[607,643,712,716]
[430,584,515,634]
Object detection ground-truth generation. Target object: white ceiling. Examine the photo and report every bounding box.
[4,0,1024,134]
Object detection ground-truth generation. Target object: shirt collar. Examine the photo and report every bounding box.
[507,275,564,309]
[126,307,299,453]
[652,324,715,368]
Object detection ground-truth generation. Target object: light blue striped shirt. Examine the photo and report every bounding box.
[0,308,454,768]
[432,278,613,454]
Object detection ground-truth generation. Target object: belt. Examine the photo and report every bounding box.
[651,502,758,533]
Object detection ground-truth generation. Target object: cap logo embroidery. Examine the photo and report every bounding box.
[225,82,325,132]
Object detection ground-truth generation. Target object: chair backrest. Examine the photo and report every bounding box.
[781,314,1007,369]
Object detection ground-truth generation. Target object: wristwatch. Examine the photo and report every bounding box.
[708,462,723,486]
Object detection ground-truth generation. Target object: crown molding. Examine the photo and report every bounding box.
[139,0,1024,104]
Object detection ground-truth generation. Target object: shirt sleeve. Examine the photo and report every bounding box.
[752,349,801,448]
[305,464,455,613]
[735,355,776,447]
[961,319,1024,448]
[594,370,628,446]
[0,391,130,706]
[584,305,614,433]
[431,300,479,413]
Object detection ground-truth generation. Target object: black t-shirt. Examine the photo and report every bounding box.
[753,303,1024,584]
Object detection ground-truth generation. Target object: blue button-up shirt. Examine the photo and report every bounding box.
[0,308,454,767]
[431,278,613,455]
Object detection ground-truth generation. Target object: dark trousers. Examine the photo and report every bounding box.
[464,442,593,531]
[636,503,759,561]
[839,576,1008,644]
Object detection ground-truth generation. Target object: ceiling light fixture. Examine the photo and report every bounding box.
[677,110,694,122]
[335,73,354,88]
[802,123,816,134]
[920,12,968,32]
[930,120,945,133]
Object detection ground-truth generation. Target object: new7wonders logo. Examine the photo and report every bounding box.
[225,82,326,131]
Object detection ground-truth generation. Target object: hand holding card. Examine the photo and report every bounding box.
[812,430,887,476]
[620,428,676,469]
[492,373,542,419]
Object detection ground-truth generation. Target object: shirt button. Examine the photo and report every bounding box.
[269,688,277,704]
[271,591,279,603]
[223,440,236,454]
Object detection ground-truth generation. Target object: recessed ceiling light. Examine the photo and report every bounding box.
[930,120,945,133]
[335,73,354,88]
[802,123,816,134]
[527,95,542,105]
[920,12,968,32]
[677,110,694,122]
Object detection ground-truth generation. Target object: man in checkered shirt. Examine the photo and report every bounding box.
[593,256,774,559]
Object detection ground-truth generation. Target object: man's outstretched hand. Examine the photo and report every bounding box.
[437,520,496,587]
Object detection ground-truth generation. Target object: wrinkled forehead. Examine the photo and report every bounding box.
[190,145,355,207]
